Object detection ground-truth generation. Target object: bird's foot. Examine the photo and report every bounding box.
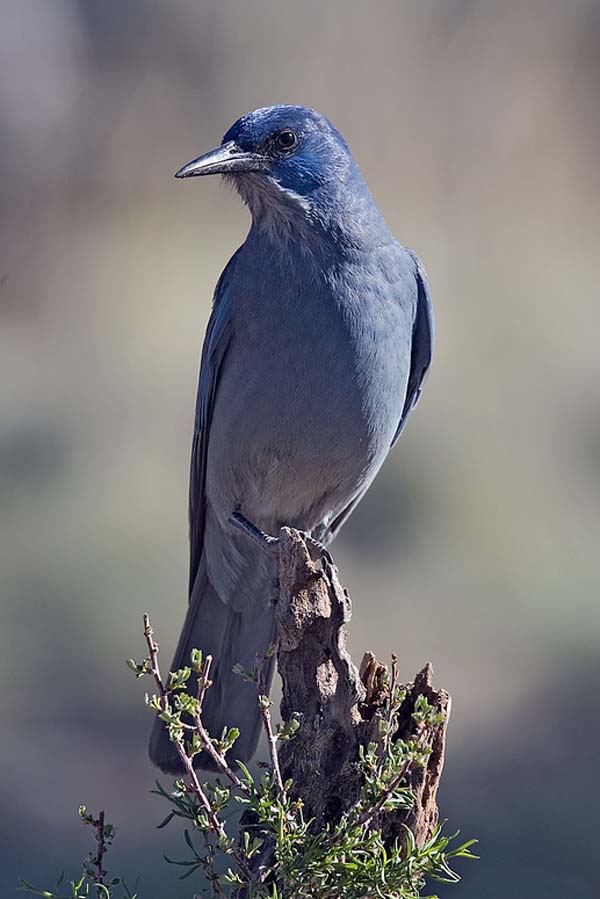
[302,533,332,564]
[230,510,331,566]
[230,510,279,555]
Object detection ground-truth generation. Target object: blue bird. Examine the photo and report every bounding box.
[149,105,433,773]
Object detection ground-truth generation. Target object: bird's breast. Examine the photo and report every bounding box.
[205,251,412,529]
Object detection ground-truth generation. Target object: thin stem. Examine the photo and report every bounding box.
[176,744,231,849]
[258,654,286,802]
[260,697,286,800]
[90,810,107,885]
[197,654,213,715]
[143,614,168,700]
[143,618,222,831]
[381,653,399,766]
[142,614,254,882]
[356,728,428,831]
[194,656,249,795]
[201,830,228,899]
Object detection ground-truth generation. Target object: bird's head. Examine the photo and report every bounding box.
[175,105,372,234]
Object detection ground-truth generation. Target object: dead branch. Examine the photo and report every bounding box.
[274,527,450,847]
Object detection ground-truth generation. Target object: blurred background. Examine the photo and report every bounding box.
[2,1,599,896]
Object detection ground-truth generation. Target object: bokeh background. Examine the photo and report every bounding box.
[2,1,599,896]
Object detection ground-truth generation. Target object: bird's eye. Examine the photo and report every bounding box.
[275,129,298,151]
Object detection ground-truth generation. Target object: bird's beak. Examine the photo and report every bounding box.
[174,141,267,179]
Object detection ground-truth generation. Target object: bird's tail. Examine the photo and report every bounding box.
[148,561,276,774]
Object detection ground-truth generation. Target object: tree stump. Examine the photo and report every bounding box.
[275,527,450,846]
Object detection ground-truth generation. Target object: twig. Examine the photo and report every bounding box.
[260,697,286,801]
[197,654,212,715]
[143,614,254,881]
[195,714,249,794]
[258,654,286,802]
[143,617,222,832]
[200,830,228,899]
[194,656,250,794]
[90,810,107,885]
[143,615,168,700]
[381,654,399,765]
[356,727,429,831]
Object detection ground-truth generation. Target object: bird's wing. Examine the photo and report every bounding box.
[319,254,433,545]
[390,252,434,446]
[188,248,241,597]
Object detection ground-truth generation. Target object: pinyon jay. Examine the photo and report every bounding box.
[149,105,433,773]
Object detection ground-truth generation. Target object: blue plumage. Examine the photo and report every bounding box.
[149,105,433,773]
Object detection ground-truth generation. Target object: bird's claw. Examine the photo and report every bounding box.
[302,533,333,565]
[230,510,331,566]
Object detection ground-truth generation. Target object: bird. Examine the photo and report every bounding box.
[149,105,433,773]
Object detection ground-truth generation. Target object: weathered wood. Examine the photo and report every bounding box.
[275,527,450,844]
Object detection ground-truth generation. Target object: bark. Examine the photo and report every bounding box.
[275,527,450,846]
